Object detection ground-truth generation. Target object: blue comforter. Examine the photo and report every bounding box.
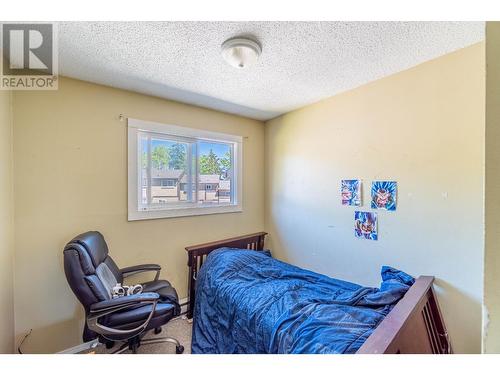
[191,248,414,354]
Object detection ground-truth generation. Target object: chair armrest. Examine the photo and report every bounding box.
[120,264,161,281]
[90,292,159,313]
[87,293,160,339]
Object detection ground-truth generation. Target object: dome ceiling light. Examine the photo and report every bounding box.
[221,37,262,69]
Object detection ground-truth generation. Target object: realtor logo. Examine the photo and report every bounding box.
[1,23,58,90]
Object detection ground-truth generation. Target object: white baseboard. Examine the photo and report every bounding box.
[58,339,98,354]
[57,297,190,354]
[179,297,189,315]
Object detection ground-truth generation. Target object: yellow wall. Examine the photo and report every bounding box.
[484,22,500,353]
[12,77,265,353]
[7,43,488,354]
[0,89,14,353]
[265,43,485,353]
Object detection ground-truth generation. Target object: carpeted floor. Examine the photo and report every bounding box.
[88,316,192,354]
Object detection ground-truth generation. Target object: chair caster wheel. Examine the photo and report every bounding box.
[154,327,162,335]
[105,341,115,349]
[176,345,184,354]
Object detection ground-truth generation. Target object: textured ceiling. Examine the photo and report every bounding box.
[57,22,484,120]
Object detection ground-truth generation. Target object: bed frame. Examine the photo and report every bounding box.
[185,232,452,354]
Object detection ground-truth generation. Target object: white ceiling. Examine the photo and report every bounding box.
[57,22,484,121]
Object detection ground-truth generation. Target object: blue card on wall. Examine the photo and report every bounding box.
[354,211,378,241]
[341,179,362,206]
[371,181,397,211]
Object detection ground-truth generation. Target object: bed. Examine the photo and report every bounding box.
[185,232,452,354]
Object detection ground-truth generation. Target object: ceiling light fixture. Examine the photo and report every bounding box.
[221,37,262,69]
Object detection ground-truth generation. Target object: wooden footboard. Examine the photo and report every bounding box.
[185,232,268,319]
[185,232,452,354]
[357,275,452,354]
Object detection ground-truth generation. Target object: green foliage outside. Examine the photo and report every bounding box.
[151,145,170,170]
[148,144,187,171]
[146,144,231,176]
[219,151,231,175]
[168,143,187,170]
[199,149,221,174]
[200,149,232,176]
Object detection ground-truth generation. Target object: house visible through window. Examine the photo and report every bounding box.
[128,118,242,220]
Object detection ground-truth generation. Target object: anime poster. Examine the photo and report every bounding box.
[371,181,397,211]
[354,211,378,240]
[341,179,362,206]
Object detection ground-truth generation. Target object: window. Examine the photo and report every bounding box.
[128,118,242,220]
[160,179,176,187]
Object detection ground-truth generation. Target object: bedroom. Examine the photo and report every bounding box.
[1,1,500,369]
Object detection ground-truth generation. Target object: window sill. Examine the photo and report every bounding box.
[128,204,242,221]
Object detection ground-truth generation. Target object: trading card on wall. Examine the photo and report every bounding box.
[354,211,378,241]
[341,179,362,206]
[371,181,397,211]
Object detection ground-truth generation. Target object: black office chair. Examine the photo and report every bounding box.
[63,231,184,354]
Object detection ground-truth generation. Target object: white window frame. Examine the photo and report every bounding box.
[128,118,243,221]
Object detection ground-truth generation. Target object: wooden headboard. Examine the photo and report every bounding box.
[185,232,267,319]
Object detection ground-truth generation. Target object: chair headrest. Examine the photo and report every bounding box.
[64,231,109,274]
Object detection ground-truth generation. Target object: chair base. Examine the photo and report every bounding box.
[111,335,184,354]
